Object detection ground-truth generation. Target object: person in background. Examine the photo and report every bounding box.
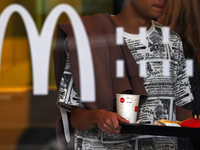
[158,0,200,149]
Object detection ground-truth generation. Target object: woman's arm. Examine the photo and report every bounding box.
[71,106,129,135]
[176,107,200,121]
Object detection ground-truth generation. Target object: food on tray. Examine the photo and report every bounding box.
[154,119,181,127]
[180,118,200,128]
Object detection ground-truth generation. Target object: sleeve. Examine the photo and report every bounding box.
[57,37,85,112]
[174,35,194,107]
[182,60,200,110]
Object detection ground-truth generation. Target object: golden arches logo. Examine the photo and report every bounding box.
[0,4,95,102]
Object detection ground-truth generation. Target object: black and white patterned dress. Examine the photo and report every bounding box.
[57,20,193,150]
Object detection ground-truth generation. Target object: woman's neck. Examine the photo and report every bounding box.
[112,2,152,34]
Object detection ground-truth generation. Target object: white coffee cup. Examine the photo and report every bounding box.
[116,94,140,123]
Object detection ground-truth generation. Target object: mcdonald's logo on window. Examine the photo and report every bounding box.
[0,4,95,102]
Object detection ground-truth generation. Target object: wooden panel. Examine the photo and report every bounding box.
[0,89,30,128]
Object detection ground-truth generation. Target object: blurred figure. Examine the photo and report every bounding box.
[159,0,200,149]
[159,0,200,65]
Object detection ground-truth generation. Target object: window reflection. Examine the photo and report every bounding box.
[0,0,116,149]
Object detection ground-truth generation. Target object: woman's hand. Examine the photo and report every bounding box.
[71,107,129,135]
[95,109,129,135]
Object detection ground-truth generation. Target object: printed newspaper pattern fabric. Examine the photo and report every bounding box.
[57,20,193,150]
[123,21,193,122]
[57,38,85,112]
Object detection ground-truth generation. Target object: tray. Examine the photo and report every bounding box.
[119,123,200,138]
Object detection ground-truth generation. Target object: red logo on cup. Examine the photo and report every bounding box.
[135,106,138,112]
[120,98,125,103]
